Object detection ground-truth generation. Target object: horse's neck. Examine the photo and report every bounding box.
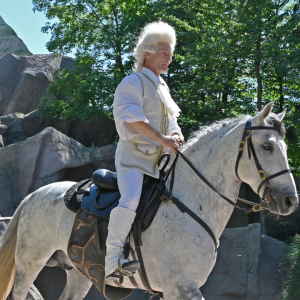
[173,121,244,239]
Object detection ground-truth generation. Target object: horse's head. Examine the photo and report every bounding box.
[237,102,298,216]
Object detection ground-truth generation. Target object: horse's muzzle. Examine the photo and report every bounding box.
[269,190,299,216]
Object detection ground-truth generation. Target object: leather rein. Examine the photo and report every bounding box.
[160,117,291,251]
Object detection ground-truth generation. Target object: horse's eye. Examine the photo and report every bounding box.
[262,143,272,151]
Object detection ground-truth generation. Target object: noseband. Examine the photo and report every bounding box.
[235,118,291,211]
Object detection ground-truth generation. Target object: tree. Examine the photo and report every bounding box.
[34,0,151,121]
[34,0,300,173]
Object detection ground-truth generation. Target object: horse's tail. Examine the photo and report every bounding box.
[0,197,28,300]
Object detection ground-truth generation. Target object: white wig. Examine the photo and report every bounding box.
[133,21,176,72]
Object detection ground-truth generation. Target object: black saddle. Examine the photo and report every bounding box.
[79,169,157,225]
[92,169,152,191]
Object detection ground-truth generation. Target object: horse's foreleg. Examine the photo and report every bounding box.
[59,268,92,300]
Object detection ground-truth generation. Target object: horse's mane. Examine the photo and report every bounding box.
[185,113,285,147]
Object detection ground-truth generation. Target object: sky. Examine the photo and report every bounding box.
[0,0,54,55]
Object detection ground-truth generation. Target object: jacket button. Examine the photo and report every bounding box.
[146,150,149,154]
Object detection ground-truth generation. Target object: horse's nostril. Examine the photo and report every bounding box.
[285,196,296,208]
[285,197,292,207]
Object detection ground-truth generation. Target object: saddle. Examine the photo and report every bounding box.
[64,155,170,300]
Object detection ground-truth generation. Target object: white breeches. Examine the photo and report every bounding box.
[116,163,144,212]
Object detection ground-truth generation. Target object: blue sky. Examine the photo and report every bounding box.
[0,0,53,55]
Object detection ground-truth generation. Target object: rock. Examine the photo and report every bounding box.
[202,224,286,300]
[0,124,7,135]
[0,110,117,148]
[0,15,32,58]
[0,124,8,147]
[0,127,116,216]
[0,53,75,115]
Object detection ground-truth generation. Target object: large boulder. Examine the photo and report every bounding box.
[0,15,32,58]
[0,53,75,116]
[0,127,116,216]
[202,223,285,300]
[0,110,117,147]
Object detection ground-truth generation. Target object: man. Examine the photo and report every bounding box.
[105,21,185,281]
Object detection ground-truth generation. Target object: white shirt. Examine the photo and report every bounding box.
[113,67,183,141]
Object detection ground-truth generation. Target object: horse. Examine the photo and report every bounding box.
[0,102,298,300]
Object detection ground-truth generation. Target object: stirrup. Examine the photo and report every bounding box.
[105,257,140,282]
[118,257,140,276]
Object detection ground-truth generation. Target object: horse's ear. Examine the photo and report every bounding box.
[277,108,286,122]
[253,102,274,124]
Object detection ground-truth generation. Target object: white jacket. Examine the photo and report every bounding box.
[113,68,182,178]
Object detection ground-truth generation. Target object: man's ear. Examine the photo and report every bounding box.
[145,52,151,58]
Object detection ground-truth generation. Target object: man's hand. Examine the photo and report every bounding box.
[125,121,185,153]
[160,134,185,153]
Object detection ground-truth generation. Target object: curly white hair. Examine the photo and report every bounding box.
[133,21,176,72]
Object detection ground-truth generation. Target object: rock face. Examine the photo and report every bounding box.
[0,127,116,216]
[0,53,76,116]
[0,15,32,58]
[0,110,117,147]
[202,223,285,300]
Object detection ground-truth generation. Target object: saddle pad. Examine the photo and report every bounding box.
[67,208,134,300]
[64,179,93,213]
[81,184,121,219]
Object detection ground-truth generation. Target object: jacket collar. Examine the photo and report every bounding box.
[141,67,161,85]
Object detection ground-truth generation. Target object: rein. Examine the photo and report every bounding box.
[160,117,291,251]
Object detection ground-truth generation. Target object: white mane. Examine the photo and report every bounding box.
[183,116,249,153]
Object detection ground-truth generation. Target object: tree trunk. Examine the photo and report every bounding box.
[279,77,284,111]
[222,92,228,103]
[255,30,262,111]
[201,92,205,103]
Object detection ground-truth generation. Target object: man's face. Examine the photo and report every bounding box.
[145,42,173,76]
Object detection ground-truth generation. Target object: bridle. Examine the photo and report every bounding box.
[235,117,291,211]
[160,117,292,251]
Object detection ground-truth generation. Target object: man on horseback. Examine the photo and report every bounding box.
[105,21,185,281]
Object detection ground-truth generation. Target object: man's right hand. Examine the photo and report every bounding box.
[125,121,184,153]
[160,135,184,154]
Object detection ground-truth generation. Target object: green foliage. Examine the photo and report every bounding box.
[281,234,300,300]
[15,112,24,117]
[267,216,300,243]
[34,0,300,170]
